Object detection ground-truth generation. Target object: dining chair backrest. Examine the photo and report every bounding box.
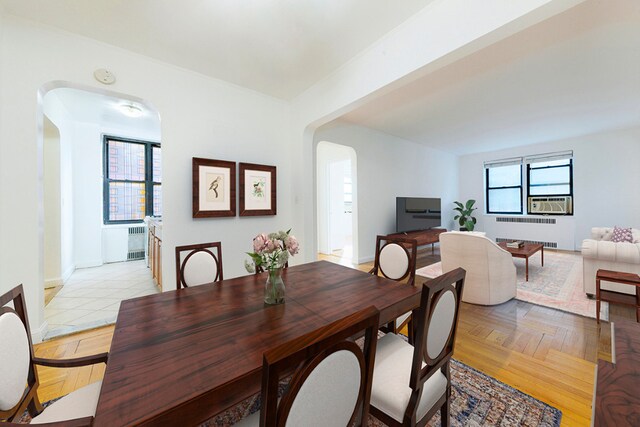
[370,235,417,285]
[0,285,41,422]
[410,268,465,399]
[175,242,223,289]
[259,306,380,427]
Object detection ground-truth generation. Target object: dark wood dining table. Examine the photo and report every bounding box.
[92,260,422,427]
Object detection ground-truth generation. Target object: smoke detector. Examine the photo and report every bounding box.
[94,68,116,85]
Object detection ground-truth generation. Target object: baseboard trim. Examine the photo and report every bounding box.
[31,320,49,344]
[45,278,63,288]
[74,260,103,269]
[62,265,75,283]
[358,255,374,264]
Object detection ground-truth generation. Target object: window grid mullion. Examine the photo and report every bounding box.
[104,135,160,224]
[485,165,523,215]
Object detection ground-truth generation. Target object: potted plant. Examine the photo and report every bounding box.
[453,200,477,231]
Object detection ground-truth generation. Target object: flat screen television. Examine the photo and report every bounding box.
[396,197,441,233]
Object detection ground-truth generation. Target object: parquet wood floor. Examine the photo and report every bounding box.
[33,249,634,426]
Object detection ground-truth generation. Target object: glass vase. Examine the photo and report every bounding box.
[264,267,285,305]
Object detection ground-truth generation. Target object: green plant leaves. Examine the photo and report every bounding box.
[454,199,477,231]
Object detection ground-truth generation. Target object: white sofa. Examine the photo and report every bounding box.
[582,227,640,296]
[440,231,516,305]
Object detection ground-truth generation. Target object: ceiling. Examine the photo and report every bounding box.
[47,87,161,138]
[339,0,640,155]
[1,0,433,100]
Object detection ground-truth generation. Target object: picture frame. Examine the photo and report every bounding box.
[239,162,276,216]
[192,157,236,218]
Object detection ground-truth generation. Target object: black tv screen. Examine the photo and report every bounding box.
[396,197,441,232]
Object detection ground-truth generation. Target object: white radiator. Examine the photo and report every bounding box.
[127,226,146,260]
[482,215,576,251]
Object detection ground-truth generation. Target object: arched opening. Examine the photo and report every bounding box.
[38,81,162,338]
[316,141,358,265]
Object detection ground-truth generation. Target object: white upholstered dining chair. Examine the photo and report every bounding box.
[369,235,418,341]
[175,241,223,289]
[0,285,108,426]
[369,267,466,426]
[234,306,380,427]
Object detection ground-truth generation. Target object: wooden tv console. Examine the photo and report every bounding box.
[387,228,446,253]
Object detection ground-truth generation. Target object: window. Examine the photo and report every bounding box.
[485,163,523,214]
[103,136,161,224]
[527,158,573,197]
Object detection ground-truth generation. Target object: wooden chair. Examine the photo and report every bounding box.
[369,268,466,427]
[175,242,223,289]
[0,284,108,426]
[369,235,418,340]
[234,306,380,427]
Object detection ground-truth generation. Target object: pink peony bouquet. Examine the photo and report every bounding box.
[245,229,300,273]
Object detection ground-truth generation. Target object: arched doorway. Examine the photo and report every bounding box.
[316,141,358,265]
[38,81,162,338]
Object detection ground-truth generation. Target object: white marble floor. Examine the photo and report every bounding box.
[44,260,159,339]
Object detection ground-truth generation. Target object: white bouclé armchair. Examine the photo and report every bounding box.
[439,232,516,305]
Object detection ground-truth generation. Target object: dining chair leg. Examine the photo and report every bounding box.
[385,321,395,334]
[27,392,44,417]
[407,319,414,345]
[440,392,451,427]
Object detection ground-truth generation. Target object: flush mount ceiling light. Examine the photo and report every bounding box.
[119,103,144,118]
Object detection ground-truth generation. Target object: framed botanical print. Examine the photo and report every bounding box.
[192,157,236,218]
[239,162,276,216]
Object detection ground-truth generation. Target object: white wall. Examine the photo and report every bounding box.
[314,122,458,263]
[43,117,62,287]
[0,16,291,337]
[60,117,74,281]
[458,126,640,250]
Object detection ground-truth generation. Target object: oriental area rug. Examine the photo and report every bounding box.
[21,361,561,426]
[200,359,561,427]
[20,354,561,427]
[417,250,607,320]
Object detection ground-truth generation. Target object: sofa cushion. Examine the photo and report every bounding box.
[591,227,613,241]
[591,227,640,242]
[612,226,633,243]
[582,239,640,264]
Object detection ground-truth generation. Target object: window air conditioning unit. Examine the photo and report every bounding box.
[528,196,572,215]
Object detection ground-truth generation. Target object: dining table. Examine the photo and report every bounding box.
[92,260,422,426]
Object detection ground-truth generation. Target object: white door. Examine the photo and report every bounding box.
[328,160,351,252]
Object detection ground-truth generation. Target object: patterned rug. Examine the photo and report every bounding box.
[21,353,561,426]
[416,250,608,320]
[16,397,60,422]
[200,359,560,426]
